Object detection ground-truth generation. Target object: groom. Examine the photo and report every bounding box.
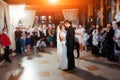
[64,20,75,70]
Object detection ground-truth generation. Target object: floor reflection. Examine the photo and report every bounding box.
[9,55,108,80]
[0,48,119,80]
[20,57,42,80]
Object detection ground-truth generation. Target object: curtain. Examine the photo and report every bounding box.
[62,9,79,24]
[23,10,36,28]
[4,3,10,32]
[9,5,36,28]
[0,0,10,54]
[4,3,16,50]
[0,0,4,54]
[9,4,25,28]
[9,4,25,50]
[0,0,4,34]
[9,5,36,50]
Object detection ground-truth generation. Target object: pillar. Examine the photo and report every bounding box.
[88,3,93,17]
[100,0,104,26]
[116,0,120,13]
[83,8,86,26]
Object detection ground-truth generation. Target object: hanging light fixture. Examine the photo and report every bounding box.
[49,0,58,3]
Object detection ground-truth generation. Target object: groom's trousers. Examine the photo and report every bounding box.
[67,45,75,70]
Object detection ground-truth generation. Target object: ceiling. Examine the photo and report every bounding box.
[4,0,94,10]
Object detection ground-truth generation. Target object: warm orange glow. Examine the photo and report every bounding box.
[49,0,58,3]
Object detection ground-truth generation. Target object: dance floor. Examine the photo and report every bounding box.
[0,48,120,80]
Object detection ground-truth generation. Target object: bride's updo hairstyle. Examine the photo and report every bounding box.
[59,23,65,30]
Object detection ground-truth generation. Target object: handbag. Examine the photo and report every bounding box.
[92,40,98,46]
[92,34,98,46]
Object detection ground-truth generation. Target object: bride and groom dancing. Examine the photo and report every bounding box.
[58,20,75,71]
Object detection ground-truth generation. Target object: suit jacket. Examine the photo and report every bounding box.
[66,26,75,48]
[106,28,114,46]
[15,31,22,40]
[1,33,11,47]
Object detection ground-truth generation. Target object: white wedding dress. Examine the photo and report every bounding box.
[58,30,68,70]
[57,25,62,54]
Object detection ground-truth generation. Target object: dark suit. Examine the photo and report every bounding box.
[105,28,115,60]
[15,31,22,54]
[66,26,75,70]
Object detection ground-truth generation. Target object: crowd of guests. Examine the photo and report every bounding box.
[14,25,57,55]
[0,24,57,63]
[58,21,120,67]
[0,21,120,67]
[88,22,120,67]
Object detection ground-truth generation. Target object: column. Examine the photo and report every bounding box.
[0,1,5,54]
[88,3,93,17]
[88,4,91,17]
[100,0,104,26]
[116,0,120,13]
[90,3,93,16]
[83,8,86,26]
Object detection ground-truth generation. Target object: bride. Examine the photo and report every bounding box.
[58,23,68,70]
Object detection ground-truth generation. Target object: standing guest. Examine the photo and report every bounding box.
[31,32,38,47]
[45,26,49,47]
[20,29,26,54]
[48,26,54,47]
[38,25,44,39]
[105,23,115,61]
[1,27,12,63]
[74,25,80,59]
[113,22,120,67]
[92,25,103,56]
[31,32,38,53]
[89,24,96,34]
[78,24,85,51]
[42,25,47,37]
[27,26,33,35]
[82,30,90,52]
[38,25,43,32]
[15,27,22,55]
[87,24,96,48]
[52,24,57,47]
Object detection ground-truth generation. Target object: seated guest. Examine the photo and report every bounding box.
[36,37,47,52]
